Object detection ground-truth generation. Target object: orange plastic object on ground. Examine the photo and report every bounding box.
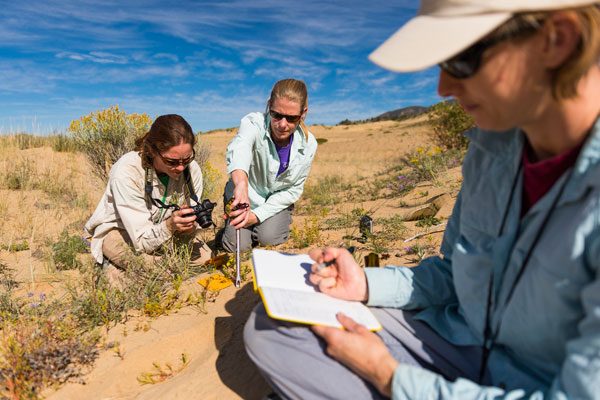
[198,274,233,292]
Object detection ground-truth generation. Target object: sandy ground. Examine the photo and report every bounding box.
[1,116,461,399]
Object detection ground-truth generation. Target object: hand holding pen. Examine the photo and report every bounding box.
[316,246,355,271]
[308,246,368,302]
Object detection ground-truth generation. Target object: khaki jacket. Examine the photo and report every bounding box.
[85,151,203,263]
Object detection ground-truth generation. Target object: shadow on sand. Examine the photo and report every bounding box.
[215,282,271,400]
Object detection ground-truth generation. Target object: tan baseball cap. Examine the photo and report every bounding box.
[369,0,598,72]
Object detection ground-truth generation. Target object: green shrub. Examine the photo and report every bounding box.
[416,216,442,228]
[428,100,473,150]
[51,230,90,270]
[68,105,153,185]
[316,138,328,145]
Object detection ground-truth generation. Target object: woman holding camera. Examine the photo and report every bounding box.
[85,114,212,283]
[244,1,600,398]
[221,78,318,252]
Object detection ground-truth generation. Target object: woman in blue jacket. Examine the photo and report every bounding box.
[244,1,600,398]
[221,79,317,252]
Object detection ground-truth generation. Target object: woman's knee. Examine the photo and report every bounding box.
[243,304,275,360]
[254,214,291,246]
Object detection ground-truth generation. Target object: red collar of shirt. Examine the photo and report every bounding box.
[521,140,583,215]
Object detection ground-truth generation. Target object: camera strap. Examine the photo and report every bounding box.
[183,167,199,204]
[144,167,182,211]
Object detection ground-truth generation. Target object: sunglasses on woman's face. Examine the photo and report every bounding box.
[158,150,195,167]
[269,109,302,123]
[439,24,540,79]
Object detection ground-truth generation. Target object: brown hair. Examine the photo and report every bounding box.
[135,114,195,168]
[266,78,309,139]
[495,5,600,99]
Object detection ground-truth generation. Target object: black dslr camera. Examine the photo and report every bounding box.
[184,199,217,228]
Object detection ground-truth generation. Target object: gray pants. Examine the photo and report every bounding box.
[221,206,293,252]
[244,304,489,399]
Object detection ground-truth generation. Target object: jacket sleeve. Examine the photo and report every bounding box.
[110,169,172,253]
[252,143,317,222]
[388,231,600,399]
[365,190,462,309]
[226,115,258,175]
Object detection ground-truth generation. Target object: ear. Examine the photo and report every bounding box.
[301,106,308,118]
[542,11,581,68]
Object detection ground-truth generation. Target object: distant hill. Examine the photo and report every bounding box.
[339,105,427,125]
[371,106,427,121]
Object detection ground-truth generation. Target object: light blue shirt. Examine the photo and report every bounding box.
[366,118,600,399]
[225,112,317,222]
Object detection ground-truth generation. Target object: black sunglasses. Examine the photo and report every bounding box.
[439,24,540,79]
[269,109,302,123]
[157,149,195,167]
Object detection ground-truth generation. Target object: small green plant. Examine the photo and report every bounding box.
[416,216,442,228]
[1,242,29,252]
[66,263,131,330]
[2,159,37,190]
[316,138,328,145]
[374,215,408,242]
[405,242,435,262]
[362,214,408,254]
[137,353,190,385]
[353,179,389,201]
[383,146,465,197]
[290,215,326,248]
[428,100,473,150]
[301,175,352,208]
[220,251,252,285]
[0,263,21,322]
[51,230,90,270]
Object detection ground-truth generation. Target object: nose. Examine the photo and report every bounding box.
[437,69,462,98]
[174,163,185,172]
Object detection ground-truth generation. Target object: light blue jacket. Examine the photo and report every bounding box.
[366,118,600,399]
[225,112,317,222]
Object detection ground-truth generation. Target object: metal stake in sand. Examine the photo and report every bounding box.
[235,228,241,288]
[225,198,248,289]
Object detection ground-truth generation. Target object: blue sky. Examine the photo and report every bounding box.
[0,0,442,134]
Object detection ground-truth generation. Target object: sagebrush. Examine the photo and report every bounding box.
[428,100,473,150]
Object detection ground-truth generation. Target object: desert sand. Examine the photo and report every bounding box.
[0,115,461,399]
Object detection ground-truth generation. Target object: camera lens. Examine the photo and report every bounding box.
[197,213,213,229]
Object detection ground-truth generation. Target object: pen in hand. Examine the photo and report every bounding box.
[315,246,355,272]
